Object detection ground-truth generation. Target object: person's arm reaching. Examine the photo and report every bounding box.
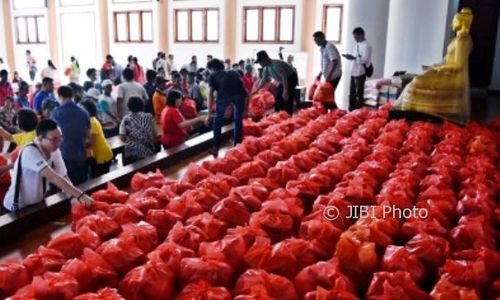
[0,126,13,142]
[204,87,216,126]
[180,115,205,128]
[40,166,93,207]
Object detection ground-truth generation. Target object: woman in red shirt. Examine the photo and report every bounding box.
[242,64,255,93]
[161,90,204,149]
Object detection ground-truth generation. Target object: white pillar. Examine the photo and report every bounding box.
[384,0,451,77]
[338,0,390,109]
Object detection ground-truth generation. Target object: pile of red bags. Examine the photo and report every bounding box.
[248,90,275,118]
[3,106,499,299]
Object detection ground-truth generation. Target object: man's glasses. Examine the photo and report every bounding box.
[43,136,63,144]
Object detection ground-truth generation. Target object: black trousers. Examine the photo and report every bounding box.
[89,159,111,178]
[349,75,366,111]
[275,73,299,115]
[325,75,342,110]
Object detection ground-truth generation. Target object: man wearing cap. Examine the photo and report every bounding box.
[254,50,298,115]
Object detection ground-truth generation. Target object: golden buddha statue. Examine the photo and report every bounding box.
[396,8,473,124]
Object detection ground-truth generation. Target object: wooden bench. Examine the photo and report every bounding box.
[0,123,234,246]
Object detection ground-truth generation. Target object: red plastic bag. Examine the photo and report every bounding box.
[146,241,196,275]
[226,147,253,163]
[381,245,426,283]
[125,195,162,215]
[77,226,102,250]
[299,218,343,253]
[400,218,448,241]
[226,226,269,248]
[212,197,251,227]
[119,260,174,300]
[97,238,145,274]
[72,201,110,222]
[181,189,220,211]
[73,287,125,300]
[229,184,269,212]
[118,221,159,253]
[249,211,295,243]
[232,160,270,184]
[81,249,119,290]
[30,272,79,300]
[243,118,262,137]
[166,196,204,220]
[60,258,93,292]
[145,209,182,239]
[234,269,298,300]
[448,216,497,250]
[243,236,272,270]
[47,231,85,259]
[265,238,328,278]
[430,278,480,300]
[308,79,319,100]
[106,203,144,225]
[366,271,430,300]
[294,260,356,297]
[176,280,231,300]
[249,177,281,192]
[0,260,30,297]
[335,235,378,286]
[23,246,67,276]
[199,234,248,271]
[180,97,198,119]
[74,211,121,239]
[91,182,129,204]
[405,232,450,268]
[196,173,239,198]
[166,222,209,251]
[130,170,168,192]
[180,163,213,185]
[186,212,227,241]
[179,257,233,287]
[267,163,301,185]
[303,286,358,300]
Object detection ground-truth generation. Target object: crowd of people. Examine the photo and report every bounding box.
[0,27,372,213]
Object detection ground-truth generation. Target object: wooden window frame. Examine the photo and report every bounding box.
[14,15,46,44]
[112,0,151,4]
[242,6,295,44]
[322,4,343,44]
[113,10,153,43]
[174,8,219,43]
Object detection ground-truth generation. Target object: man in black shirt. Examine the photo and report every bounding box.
[205,59,248,157]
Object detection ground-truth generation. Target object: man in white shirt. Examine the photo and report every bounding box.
[3,119,93,212]
[314,31,342,105]
[166,54,177,78]
[117,68,149,120]
[155,53,168,79]
[343,27,372,111]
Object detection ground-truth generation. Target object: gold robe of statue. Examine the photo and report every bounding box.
[396,8,473,124]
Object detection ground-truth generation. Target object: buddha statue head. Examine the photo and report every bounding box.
[452,8,473,36]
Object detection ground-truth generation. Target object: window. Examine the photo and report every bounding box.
[13,0,45,10]
[174,9,219,43]
[114,11,153,42]
[243,6,295,43]
[15,16,46,44]
[323,4,343,44]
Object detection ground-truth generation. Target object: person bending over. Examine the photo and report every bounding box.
[161,90,205,149]
[3,119,93,212]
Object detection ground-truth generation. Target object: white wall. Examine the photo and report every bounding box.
[384,0,450,77]
[107,0,158,71]
[490,16,500,91]
[56,1,101,84]
[0,6,7,68]
[169,0,225,69]
[314,0,390,109]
